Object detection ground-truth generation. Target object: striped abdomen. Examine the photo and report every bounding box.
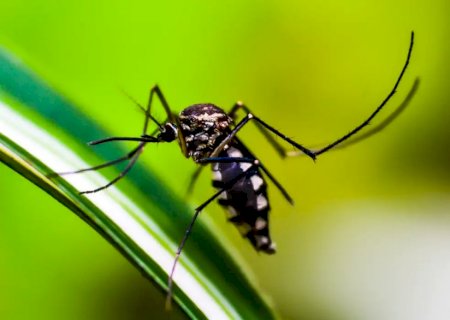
[211,143,276,254]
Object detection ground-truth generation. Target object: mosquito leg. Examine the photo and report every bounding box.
[166,159,258,309]
[227,32,414,159]
[147,85,177,125]
[79,144,144,194]
[52,88,172,192]
[142,87,162,134]
[144,85,191,156]
[122,85,174,135]
[185,166,204,197]
[314,31,414,156]
[210,113,316,161]
[197,157,256,164]
[231,137,294,204]
[49,144,143,178]
[285,78,420,157]
[88,136,159,145]
[60,87,170,185]
[199,154,293,204]
[121,90,163,135]
[187,132,293,196]
[228,102,289,158]
[258,163,293,205]
[332,77,420,150]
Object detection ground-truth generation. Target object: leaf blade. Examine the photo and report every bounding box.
[0,48,277,320]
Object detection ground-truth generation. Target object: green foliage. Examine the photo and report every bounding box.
[0,50,276,320]
[1,1,449,319]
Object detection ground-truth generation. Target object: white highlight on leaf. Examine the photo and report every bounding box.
[0,101,239,320]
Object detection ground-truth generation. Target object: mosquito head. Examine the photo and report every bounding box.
[157,123,178,142]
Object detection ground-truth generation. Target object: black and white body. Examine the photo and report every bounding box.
[213,142,275,253]
[178,103,276,253]
[52,32,415,308]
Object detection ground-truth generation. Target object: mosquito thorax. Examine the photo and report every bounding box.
[179,103,232,161]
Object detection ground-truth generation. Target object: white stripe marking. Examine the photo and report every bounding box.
[212,170,222,181]
[227,206,238,218]
[257,194,268,210]
[255,217,267,230]
[227,147,243,158]
[218,191,228,200]
[240,162,252,172]
[250,175,264,191]
[256,235,269,247]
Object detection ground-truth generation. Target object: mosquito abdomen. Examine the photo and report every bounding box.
[211,144,276,254]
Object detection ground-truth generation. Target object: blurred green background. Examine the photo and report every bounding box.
[0,1,449,319]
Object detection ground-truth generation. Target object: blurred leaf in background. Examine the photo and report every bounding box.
[0,0,449,319]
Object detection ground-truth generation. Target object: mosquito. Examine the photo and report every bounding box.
[54,32,415,306]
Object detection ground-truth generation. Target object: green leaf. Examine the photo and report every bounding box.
[0,48,277,320]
